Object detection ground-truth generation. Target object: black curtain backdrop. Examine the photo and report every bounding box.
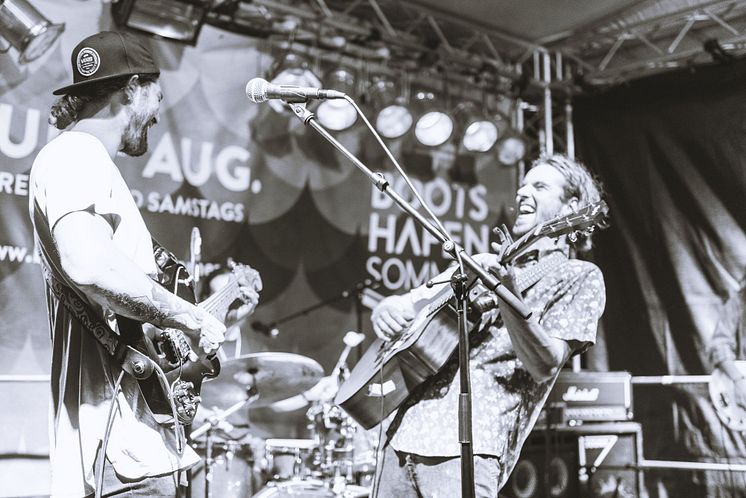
[575,59,746,497]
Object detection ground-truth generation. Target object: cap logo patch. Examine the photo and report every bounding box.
[77,47,100,77]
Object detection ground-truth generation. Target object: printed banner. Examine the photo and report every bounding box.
[0,3,516,487]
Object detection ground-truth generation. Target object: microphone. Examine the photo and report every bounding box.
[245,77,346,104]
[189,227,202,283]
[469,292,500,314]
[251,320,279,338]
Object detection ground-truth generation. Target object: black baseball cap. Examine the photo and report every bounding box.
[53,31,160,96]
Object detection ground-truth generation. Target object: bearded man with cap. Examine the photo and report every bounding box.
[28,31,242,498]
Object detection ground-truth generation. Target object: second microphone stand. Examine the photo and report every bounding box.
[254,279,378,359]
[285,101,531,498]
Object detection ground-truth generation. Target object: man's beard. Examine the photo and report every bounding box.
[121,115,152,157]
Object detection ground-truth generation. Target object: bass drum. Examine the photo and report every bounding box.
[251,479,369,498]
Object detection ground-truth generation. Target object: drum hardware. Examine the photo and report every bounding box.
[190,396,259,498]
[193,352,324,498]
[191,338,375,497]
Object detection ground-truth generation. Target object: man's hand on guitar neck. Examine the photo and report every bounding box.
[208,267,262,330]
[487,225,519,294]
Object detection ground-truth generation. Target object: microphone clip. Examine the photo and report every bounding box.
[287,102,315,125]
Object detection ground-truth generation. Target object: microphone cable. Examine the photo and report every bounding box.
[94,370,125,498]
[342,96,454,252]
[371,360,387,498]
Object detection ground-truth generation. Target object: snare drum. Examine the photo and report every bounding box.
[261,438,317,481]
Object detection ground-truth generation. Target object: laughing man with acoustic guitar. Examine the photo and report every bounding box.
[370,154,608,497]
[28,32,259,498]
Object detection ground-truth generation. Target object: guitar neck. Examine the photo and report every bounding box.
[199,282,239,323]
[500,201,608,264]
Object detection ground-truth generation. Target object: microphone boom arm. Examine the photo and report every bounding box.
[285,102,531,320]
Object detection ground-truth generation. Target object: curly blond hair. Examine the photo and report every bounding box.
[530,154,607,252]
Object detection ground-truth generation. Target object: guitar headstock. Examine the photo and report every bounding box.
[227,258,263,293]
[501,200,609,263]
[535,200,609,240]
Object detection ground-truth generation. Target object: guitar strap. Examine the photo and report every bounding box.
[32,200,159,380]
[513,250,568,293]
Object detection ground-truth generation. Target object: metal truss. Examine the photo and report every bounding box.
[210,0,579,161]
[551,0,746,84]
[216,0,551,93]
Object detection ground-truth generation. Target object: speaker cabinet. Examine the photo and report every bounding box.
[502,422,644,498]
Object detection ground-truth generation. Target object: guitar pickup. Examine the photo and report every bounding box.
[160,329,193,365]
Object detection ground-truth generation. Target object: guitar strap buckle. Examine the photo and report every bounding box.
[121,346,156,380]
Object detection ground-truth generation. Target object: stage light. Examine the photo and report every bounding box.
[413,91,453,147]
[369,77,412,139]
[315,68,357,131]
[0,0,64,64]
[111,0,209,46]
[455,101,509,153]
[267,52,322,114]
[496,133,527,166]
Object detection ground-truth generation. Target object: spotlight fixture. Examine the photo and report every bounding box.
[267,52,322,114]
[111,0,210,46]
[413,91,453,147]
[0,0,64,64]
[315,68,357,132]
[455,101,509,153]
[369,77,412,139]
[496,133,527,166]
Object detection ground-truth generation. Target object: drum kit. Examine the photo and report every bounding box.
[188,335,378,498]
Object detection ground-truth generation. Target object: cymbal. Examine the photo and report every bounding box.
[200,352,324,409]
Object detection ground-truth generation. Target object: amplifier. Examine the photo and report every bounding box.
[502,422,645,498]
[542,371,633,425]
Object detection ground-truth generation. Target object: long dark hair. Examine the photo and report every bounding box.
[49,73,159,130]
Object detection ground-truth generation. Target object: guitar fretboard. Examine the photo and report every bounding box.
[200,279,240,321]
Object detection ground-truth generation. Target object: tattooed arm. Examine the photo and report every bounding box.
[53,210,225,351]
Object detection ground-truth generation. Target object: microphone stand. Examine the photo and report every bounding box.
[255,279,378,336]
[285,101,532,498]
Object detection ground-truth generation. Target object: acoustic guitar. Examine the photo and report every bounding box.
[335,201,608,429]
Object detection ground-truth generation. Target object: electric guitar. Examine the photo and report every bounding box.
[710,362,746,431]
[334,201,608,429]
[119,256,262,426]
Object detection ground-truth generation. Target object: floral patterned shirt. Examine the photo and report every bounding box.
[388,253,605,489]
